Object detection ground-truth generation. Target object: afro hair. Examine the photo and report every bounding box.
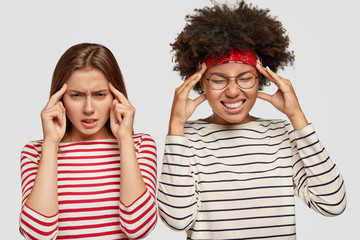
[171,1,295,93]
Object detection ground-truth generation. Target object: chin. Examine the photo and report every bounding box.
[212,111,252,125]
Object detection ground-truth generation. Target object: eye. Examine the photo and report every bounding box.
[237,72,256,82]
[71,94,81,98]
[210,79,227,84]
[209,73,227,83]
[94,93,107,98]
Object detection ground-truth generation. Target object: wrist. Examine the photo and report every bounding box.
[288,112,309,130]
[117,134,134,147]
[42,139,61,147]
[168,123,185,136]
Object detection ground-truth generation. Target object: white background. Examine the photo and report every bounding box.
[1,0,358,239]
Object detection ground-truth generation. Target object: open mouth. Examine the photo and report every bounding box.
[222,100,245,110]
[81,119,98,128]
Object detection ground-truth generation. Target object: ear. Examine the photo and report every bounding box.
[199,80,205,94]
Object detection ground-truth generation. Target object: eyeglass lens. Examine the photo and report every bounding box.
[208,71,257,90]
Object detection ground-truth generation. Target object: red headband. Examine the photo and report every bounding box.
[201,48,260,69]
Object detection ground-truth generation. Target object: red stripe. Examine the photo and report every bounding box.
[122,208,157,235]
[139,150,157,157]
[58,167,120,174]
[59,188,119,196]
[59,221,120,231]
[21,170,37,188]
[58,154,120,160]
[58,160,119,167]
[20,217,58,236]
[59,214,119,222]
[139,162,157,174]
[59,206,118,214]
[132,214,157,239]
[61,148,119,154]
[139,144,156,150]
[58,174,120,181]
[20,159,36,169]
[22,209,58,226]
[56,230,124,239]
[21,151,39,159]
[120,201,155,224]
[58,181,119,189]
[59,197,119,205]
[120,193,151,214]
[60,141,118,148]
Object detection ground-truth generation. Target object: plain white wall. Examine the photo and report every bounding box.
[1,0,358,239]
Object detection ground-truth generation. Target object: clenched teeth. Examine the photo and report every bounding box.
[223,101,244,109]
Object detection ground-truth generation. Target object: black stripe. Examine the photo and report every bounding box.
[195,214,295,223]
[189,223,296,232]
[199,184,293,193]
[159,211,195,231]
[200,194,293,203]
[305,156,330,168]
[317,180,345,197]
[167,138,290,151]
[159,181,194,188]
[161,172,192,178]
[158,188,195,198]
[186,131,288,144]
[309,174,341,188]
[296,131,316,141]
[187,232,296,240]
[198,175,292,184]
[194,165,292,176]
[157,198,197,209]
[199,204,295,213]
[307,164,336,178]
[185,126,288,138]
[298,139,320,151]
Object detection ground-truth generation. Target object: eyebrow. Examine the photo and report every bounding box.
[68,89,109,94]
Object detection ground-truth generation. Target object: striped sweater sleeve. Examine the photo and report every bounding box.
[19,141,59,240]
[119,134,158,239]
[290,123,347,216]
[157,135,199,231]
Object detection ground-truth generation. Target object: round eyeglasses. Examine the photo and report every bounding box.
[205,71,259,90]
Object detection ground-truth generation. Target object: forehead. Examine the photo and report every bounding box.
[66,68,109,90]
[207,63,256,75]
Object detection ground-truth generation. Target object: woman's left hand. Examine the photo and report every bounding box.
[256,62,308,129]
[109,83,135,139]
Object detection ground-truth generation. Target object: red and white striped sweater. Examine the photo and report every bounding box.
[19,133,157,240]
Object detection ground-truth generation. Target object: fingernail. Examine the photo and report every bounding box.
[201,62,206,69]
[266,66,271,71]
[62,83,67,88]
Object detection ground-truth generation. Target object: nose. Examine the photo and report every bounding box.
[224,78,241,97]
[83,96,94,115]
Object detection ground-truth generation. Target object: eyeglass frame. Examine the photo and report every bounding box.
[204,71,260,90]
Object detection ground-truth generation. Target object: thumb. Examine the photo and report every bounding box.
[193,94,207,107]
[257,92,272,103]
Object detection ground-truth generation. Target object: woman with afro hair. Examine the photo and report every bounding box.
[157,1,346,239]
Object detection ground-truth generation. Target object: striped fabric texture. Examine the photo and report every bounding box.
[158,119,346,240]
[19,133,157,240]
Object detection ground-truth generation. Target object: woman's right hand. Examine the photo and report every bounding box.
[169,65,207,135]
[41,83,67,144]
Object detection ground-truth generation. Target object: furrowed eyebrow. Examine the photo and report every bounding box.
[68,89,108,94]
[93,89,108,94]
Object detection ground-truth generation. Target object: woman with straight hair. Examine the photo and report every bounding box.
[19,43,157,239]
